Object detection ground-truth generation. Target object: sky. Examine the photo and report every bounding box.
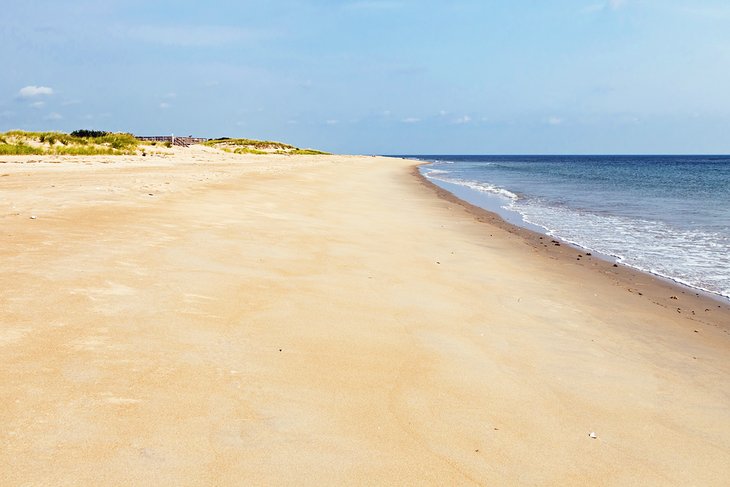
[2,0,730,154]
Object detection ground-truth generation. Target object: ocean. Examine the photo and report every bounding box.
[406,155,730,301]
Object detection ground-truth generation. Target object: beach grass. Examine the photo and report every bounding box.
[206,137,331,155]
[287,148,330,155]
[0,130,139,155]
[205,138,296,150]
[0,143,43,155]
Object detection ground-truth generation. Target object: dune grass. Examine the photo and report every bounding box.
[0,143,43,155]
[0,130,139,155]
[205,138,296,150]
[206,137,330,155]
[287,149,331,155]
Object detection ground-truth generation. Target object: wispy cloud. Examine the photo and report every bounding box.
[159,102,171,109]
[401,117,420,123]
[44,112,62,120]
[30,101,46,109]
[19,85,54,98]
[343,1,403,11]
[125,25,264,47]
[674,5,730,19]
[582,0,627,13]
[547,116,563,125]
[325,119,340,125]
[452,115,472,125]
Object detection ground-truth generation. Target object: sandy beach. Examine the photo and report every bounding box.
[1,147,729,485]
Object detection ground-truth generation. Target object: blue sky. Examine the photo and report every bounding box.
[3,0,730,154]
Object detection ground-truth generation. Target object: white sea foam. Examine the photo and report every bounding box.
[418,157,730,300]
[515,202,730,299]
[424,173,519,201]
[424,169,451,176]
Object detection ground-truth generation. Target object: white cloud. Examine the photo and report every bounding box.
[609,0,627,9]
[159,102,171,109]
[287,120,299,125]
[30,101,46,109]
[44,112,62,120]
[163,92,177,99]
[401,117,420,124]
[19,85,54,98]
[325,119,339,125]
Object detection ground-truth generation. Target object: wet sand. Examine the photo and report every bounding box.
[1,148,729,485]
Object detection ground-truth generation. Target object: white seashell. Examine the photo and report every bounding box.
[589,432,597,439]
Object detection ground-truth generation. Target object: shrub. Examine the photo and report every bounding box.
[70,129,109,138]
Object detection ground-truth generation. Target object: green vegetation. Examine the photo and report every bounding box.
[233,147,268,155]
[0,130,139,155]
[288,149,330,155]
[0,143,42,155]
[0,131,330,157]
[52,146,119,156]
[92,133,138,150]
[204,138,296,150]
[70,129,109,138]
[205,137,330,155]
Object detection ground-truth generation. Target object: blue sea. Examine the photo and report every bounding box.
[407,155,730,301]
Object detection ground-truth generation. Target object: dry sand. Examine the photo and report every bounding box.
[1,147,729,485]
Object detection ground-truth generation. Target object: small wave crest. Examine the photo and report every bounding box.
[423,169,451,176]
[423,172,518,200]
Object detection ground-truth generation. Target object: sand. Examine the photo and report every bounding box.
[1,147,729,486]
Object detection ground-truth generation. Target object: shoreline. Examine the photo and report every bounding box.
[415,160,730,305]
[411,163,730,331]
[412,156,730,304]
[3,150,730,485]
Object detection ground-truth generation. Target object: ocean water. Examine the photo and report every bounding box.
[408,155,730,300]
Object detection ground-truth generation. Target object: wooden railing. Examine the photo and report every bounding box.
[135,135,209,147]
